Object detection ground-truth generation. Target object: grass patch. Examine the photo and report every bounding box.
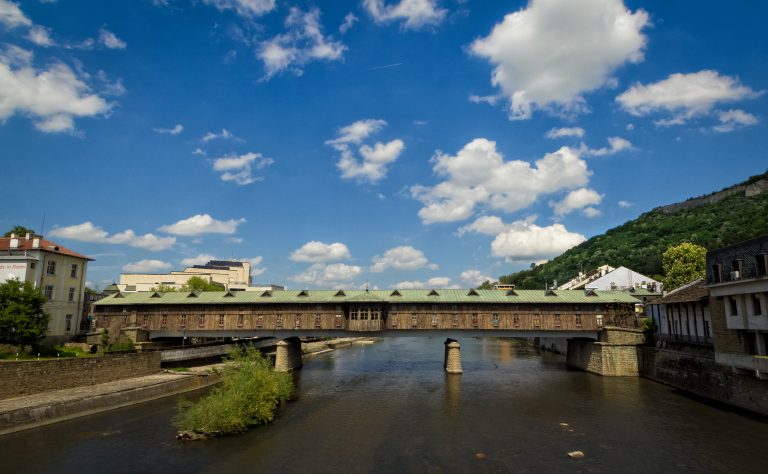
[174,346,293,437]
[170,367,191,372]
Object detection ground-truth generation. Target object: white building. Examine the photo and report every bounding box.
[118,259,282,292]
[558,265,662,292]
[647,279,712,346]
[0,233,92,342]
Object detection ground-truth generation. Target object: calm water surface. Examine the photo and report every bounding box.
[2,337,767,473]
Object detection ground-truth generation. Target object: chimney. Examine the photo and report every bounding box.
[25,233,31,240]
[10,237,19,248]
[32,238,40,248]
[10,233,16,239]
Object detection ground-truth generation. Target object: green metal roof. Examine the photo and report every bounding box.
[92,288,640,306]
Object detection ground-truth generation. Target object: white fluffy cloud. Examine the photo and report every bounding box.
[327,119,405,183]
[98,28,126,49]
[258,7,346,79]
[153,124,183,135]
[546,127,585,139]
[470,0,649,120]
[339,12,358,34]
[291,262,362,288]
[50,222,176,251]
[411,139,591,224]
[616,70,760,128]
[159,214,245,236]
[370,246,437,272]
[394,276,455,289]
[201,128,234,142]
[580,137,633,156]
[460,270,493,286]
[122,259,173,273]
[713,109,759,133]
[550,188,602,216]
[290,241,351,263]
[211,152,274,185]
[203,0,275,17]
[26,26,54,47]
[0,0,31,28]
[0,46,111,133]
[618,200,633,208]
[363,0,447,30]
[459,215,585,262]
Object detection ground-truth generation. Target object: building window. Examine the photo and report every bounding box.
[431,313,439,327]
[704,320,711,340]
[314,313,322,328]
[411,314,418,327]
[70,264,78,278]
[142,315,149,328]
[753,295,762,316]
[122,314,129,325]
[47,260,56,275]
[199,314,206,328]
[711,264,722,283]
[492,313,499,327]
[65,314,72,332]
[350,308,359,321]
[452,313,459,327]
[68,287,75,302]
[161,315,168,328]
[729,297,738,316]
[295,314,302,328]
[276,314,283,328]
[596,315,604,327]
[575,314,582,327]
[237,314,244,328]
[180,314,187,328]
[392,314,399,327]
[30,261,36,269]
[218,314,225,328]
[554,314,561,328]
[757,255,768,277]
[335,313,342,328]
[44,285,54,300]
[513,314,520,327]
[533,315,541,328]
[471,313,479,327]
[371,307,380,321]
[256,315,264,328]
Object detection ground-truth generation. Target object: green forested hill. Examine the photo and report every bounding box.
[497,171,768,289]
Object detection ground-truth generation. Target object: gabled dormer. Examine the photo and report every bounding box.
[428,289,440,296]
[334,290,346,297]
[467,288,479,296]
[261,290,272,297]
[390,290,402,297]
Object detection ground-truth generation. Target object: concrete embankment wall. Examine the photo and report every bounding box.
[640,348,768,416]
[0,352,161,399]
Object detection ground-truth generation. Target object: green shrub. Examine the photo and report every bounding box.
[174,346,293,436]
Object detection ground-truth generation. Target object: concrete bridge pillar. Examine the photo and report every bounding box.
[275,337,303,372]
[444,338,463,374]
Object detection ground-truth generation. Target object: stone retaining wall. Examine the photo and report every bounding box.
[0,352,161,399]
[640,347,768,416]
[566,339,642,376]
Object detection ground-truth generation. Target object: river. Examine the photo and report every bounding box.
[2,337,767,473]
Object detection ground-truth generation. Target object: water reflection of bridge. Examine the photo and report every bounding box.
[92,288,643,374]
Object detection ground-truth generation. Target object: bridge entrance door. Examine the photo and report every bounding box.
[348,305,383,332]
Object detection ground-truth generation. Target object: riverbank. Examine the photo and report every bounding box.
[0,337,375,436]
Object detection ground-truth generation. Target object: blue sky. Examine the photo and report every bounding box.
[1,0,766,290]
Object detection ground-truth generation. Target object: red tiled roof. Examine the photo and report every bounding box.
[0,236,93,261]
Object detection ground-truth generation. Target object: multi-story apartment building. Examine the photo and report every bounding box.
[0,233,92,342]
[706,234,768,378]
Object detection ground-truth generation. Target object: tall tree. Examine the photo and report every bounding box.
[3,226,35,238]
[662,242,707,291]
[181,276,224,292]
[0,279,50,344]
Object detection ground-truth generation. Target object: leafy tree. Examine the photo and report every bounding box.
[662,242,707,291]
[3,226,35,238]
[0,279,50,344]
[150,284,179,292]
[477,280,495,290]
[181,276,224,292]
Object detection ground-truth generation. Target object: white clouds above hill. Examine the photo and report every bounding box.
[549,188,603,217]
[471,0,649,120]
[364,0,447,30]
[159,214,245,236]
[290,241,351,262]
[616,70,760,130]
[122,259,173,273]
[50,222,176,251]
[394,276,455,289]
[370,246,437,272]
[411,139,590,224]
[327,119,405,183]
[460,270,492,286]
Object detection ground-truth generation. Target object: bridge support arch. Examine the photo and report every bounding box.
[444,338,463,374]
[275,337,303,372]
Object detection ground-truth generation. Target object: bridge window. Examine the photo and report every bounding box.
[471,313,479,327]
[315,314,322,328]
[512,314,520,327]
[199,315,206,328]
[392,304,398,311]
[350,308,359,320]
[411,314,418,328]
[237,314,244,328]
[452,314,459,327]
[295,314,302,328]
[575,314,582,327]
[533,315,541,328]
[276,315,283,328]
[371,308,380,320]
[180,314,186,328]
[596,315,603,327]
[256,315,263,328]
[142,315,149,328]
[161,314,168,328]
[218,314,225,328]
[554,314,561,328]
[431,313,439,327]
[492,313,499,327]
[392,314,399,328]
[335,314,342,328]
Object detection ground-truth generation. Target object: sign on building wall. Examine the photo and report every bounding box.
[0,262,28,283]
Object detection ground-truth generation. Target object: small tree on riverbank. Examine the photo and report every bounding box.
[662,242,707,291]
[174,346,294,437]
[0,279,49,345]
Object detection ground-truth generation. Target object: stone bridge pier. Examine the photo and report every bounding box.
[444,338,463,374]
[566,327,645,376]
[274,337,303,372]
